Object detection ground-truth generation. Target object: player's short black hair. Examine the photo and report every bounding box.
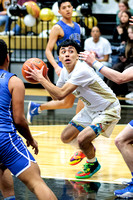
[0,39,8,65]
[57,39,82,55]
[58,0,72,9]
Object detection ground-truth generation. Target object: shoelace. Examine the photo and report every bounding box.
[83,162,94,173]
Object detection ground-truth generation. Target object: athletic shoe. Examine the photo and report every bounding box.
[114,182,133,199]
[75,160,101,179]
[27,101,40,124]
[122,179,133,185]
[69,151,86,165]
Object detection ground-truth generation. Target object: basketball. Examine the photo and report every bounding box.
[22,58,47,84]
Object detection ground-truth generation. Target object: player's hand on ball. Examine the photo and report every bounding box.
[22,58,48,84]
[25,64,45,82]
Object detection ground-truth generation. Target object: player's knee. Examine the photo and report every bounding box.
[115,136,123,150]
[77,135,87,150]
[61,132,71,143]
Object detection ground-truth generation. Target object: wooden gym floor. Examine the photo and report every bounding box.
[0,88,133,200]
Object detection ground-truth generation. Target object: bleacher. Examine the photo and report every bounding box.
[1,14,116,60]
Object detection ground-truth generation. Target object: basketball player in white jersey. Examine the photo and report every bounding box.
[26,39,120,179]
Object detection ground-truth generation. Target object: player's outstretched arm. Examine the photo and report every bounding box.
[40,93,75,111]
[79,51,133,84]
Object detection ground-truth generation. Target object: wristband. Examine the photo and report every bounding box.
[92,60,104,72]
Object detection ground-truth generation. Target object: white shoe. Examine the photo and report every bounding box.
[0,31,7,35]
[7,31,15,36]
[125,92,133,104]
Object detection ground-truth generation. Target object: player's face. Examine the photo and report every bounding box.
[91,27,100,41]
[58,2,73,19]
[59,46,78,72]
[120,12,129,23]
[128,28,133,40]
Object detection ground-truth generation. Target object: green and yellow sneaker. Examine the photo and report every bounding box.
[75,160,101,179]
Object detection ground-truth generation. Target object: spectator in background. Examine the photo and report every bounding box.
[116,0,133,25]
[113,10,131,45]
[111,10,131,65]
[0,0,11,35]
[107,25,133,97]
[0,0,37,35]
[9,0,37,35]
[84,26,112,80]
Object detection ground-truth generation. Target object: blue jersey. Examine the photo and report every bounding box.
[0,69,16,133]
[56,20,81,68]
[56,20,80,46]
[0,69,36,176]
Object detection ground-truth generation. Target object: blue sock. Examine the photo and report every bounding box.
[4,196,15,200]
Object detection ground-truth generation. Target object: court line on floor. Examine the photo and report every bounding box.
[40,175,124,184]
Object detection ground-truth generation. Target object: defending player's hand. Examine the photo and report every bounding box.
[79,51,96,66]
[26,138,39,155]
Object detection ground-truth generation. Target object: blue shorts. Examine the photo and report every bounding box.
[0,131,36,177]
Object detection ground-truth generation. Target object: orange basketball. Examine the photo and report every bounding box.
[22,58,47,84]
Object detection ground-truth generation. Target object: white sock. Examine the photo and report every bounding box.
[87,157,97,163]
